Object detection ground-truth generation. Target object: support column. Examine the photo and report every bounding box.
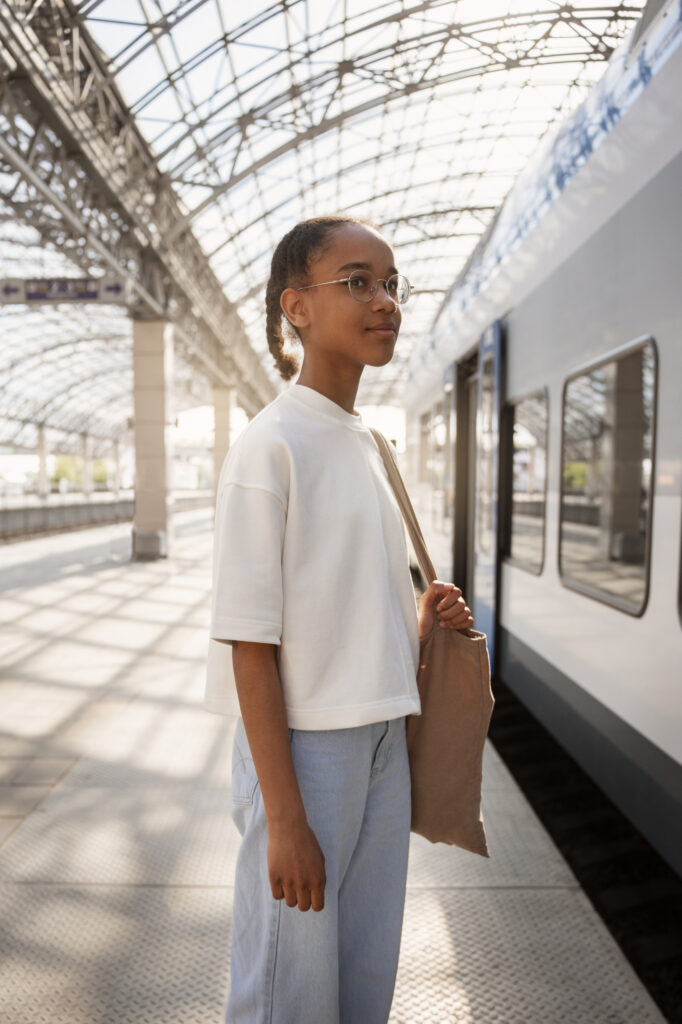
[37,425,49,499]
[113,440,122,495]
[132,319,174,559]
[599,349,645,563]
[585,436,600,501]
[212,386,236,499]
[81,433,93,496]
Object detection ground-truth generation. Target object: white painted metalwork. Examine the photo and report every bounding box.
[0,1,650,445]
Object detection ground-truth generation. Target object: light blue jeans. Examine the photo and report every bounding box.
[226,716,411,1024]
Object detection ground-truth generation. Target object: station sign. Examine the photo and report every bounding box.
[0,275,129,305]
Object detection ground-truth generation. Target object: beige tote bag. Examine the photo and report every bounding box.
[370,429,494,857]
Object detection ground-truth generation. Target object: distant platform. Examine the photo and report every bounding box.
[0,490,213,541]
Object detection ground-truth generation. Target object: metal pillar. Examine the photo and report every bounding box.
[37,424,49,499]
[132,319,174,559]
[81,433,93,496]
[600,349,645,562]
[212,386,235,498]
[113,440,122,495]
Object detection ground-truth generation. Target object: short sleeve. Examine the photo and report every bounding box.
[209,482,285,645]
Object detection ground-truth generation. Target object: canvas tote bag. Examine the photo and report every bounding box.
[370,429,494,857]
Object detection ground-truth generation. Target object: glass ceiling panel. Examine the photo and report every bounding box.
[1,0,648,445]
[0,220,209,449]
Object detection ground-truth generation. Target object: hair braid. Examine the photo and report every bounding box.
[264,215,374,381]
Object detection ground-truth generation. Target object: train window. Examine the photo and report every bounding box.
[476,353,495,557]
[503,390,548,573]
[559,339,656,615]
[418,411,430,484]
[417,395,455,574]
[430,395,455,540]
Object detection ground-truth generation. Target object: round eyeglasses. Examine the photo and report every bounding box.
[296,269,413,305]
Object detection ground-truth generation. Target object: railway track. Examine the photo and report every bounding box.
[488,677,682,1024]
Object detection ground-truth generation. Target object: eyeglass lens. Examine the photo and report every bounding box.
[347,270,410,304]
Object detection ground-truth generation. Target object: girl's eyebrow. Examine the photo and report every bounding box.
[337,261,399,274]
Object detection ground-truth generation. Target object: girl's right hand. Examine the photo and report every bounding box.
[267,818,327,912]
[418,580,473,638]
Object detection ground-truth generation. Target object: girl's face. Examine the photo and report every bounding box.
[284,223,403,372]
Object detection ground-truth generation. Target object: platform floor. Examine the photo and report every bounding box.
[0,510,667,1023]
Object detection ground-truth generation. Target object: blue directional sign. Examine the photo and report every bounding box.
[0,275,128,305]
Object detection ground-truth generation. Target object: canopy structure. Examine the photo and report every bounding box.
[0,0,649,450]
[0,221,210,453]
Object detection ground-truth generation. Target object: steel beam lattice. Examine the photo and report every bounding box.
[0,0,648,439]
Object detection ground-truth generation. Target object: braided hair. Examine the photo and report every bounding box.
[265,215,373,381]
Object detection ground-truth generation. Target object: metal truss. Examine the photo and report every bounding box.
[0,0,647,443]
[157,5,632,227]
[0,298,210,449]
[0,0,275,441]
[68,0,643,408]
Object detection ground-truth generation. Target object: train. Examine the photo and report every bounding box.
[400,1,682,875]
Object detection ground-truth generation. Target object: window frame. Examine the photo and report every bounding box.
[557,334,658,618]
[501,386,549,576]
[678,501,682,630]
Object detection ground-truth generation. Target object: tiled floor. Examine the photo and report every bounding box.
[0,511,667,1023]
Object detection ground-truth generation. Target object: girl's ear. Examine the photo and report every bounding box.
[280,287,310,331]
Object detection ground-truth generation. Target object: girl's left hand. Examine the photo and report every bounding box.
[418,581,474,639]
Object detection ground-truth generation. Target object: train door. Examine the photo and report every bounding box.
[451,354,474,615]
[465,371,478,599]
[452,324,504,675]
[448,321,501,671]
[472,321,504,674]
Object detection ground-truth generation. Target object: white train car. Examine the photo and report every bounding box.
[402,1,682,875]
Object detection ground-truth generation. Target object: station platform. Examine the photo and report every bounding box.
[0,510,668,1023]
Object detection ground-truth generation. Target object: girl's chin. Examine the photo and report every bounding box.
[363,349,396,368]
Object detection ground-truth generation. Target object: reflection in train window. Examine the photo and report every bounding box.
[417,393,455,574]
[560,340,656,615]
[476,353,495,557]
[419,411,430,484]
[429,399,453,535]
[507,391,548,573]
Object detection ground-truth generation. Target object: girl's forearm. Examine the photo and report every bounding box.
[231,640,307,829]
[231,640,326,912]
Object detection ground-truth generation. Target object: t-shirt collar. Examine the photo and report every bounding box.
[288,383,366,430]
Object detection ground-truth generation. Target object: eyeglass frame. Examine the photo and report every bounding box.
[295,269,413,305]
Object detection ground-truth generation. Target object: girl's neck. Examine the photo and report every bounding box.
[295,357,361,415]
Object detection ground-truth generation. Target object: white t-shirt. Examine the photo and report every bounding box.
[206,383,421,730]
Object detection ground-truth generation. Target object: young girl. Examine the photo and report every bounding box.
[208,215,473,1024]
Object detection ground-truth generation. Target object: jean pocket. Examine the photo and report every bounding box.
[231,719,259,807]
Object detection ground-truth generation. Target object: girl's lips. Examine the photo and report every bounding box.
[366,325,397,337]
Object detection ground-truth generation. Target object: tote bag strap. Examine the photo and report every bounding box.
[369,427,437,586]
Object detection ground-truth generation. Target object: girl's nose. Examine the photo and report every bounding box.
[373,281,399,310]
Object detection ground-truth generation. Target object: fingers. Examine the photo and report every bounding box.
[282,882,299,908]
[434,583,460,609]
[420,581,474,631]
[293,887,311,913]
[269,872,326,913]
[437,594,468,618]
[310,880,325,913]
[267,826,326,913]
[433,583,474,630]
[439,599,473,627]
[439,607,474,630]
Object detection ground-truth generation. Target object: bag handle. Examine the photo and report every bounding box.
[369,428,437,586]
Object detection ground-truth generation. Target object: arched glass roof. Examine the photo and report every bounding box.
[0,0,648,447]
[0,222,210,454]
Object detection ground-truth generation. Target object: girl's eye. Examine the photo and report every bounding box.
[349,272,372,293]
